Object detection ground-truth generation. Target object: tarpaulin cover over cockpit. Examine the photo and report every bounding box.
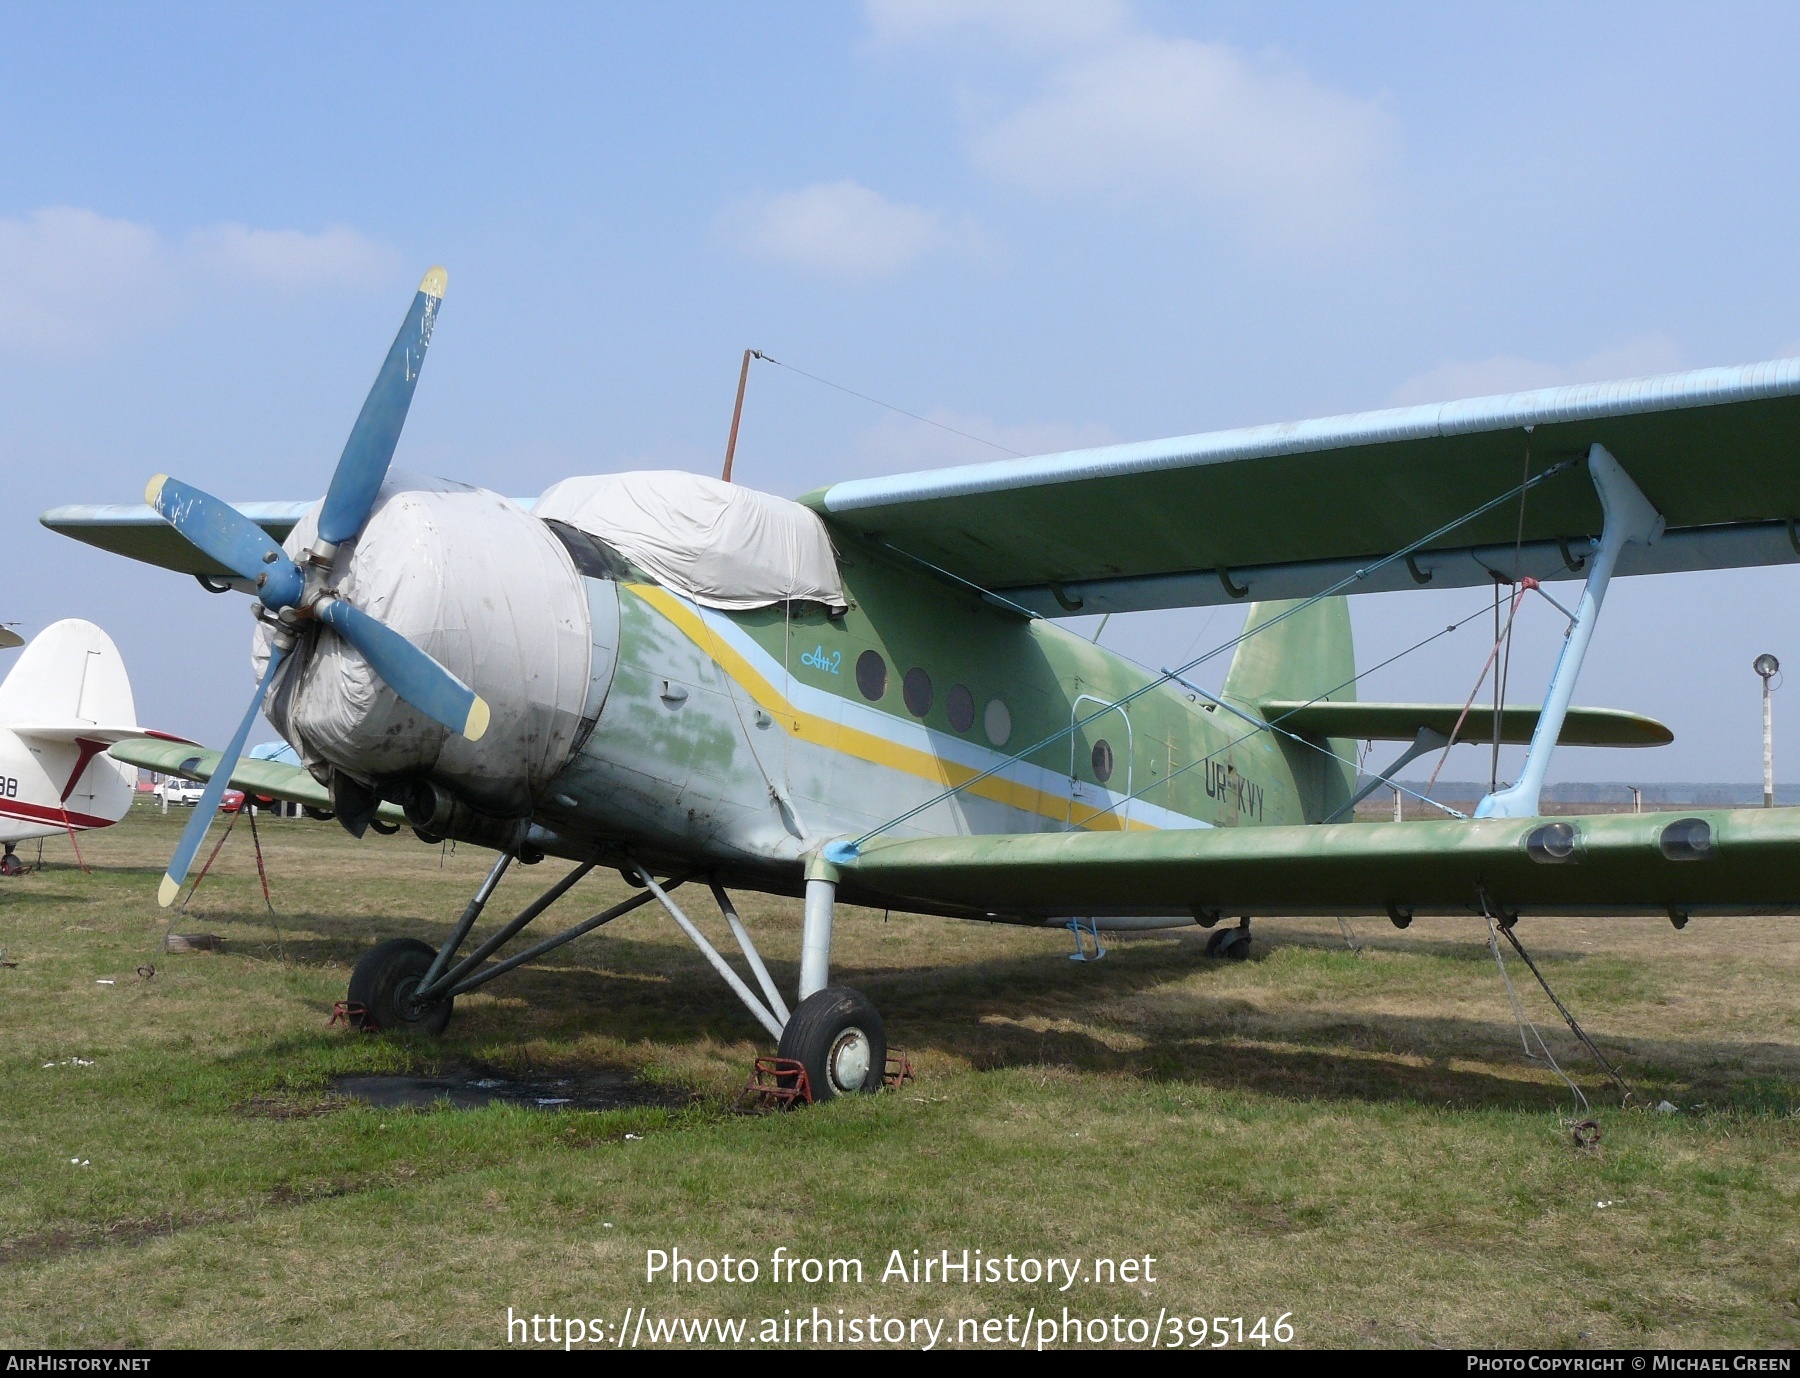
[534,471,847,613]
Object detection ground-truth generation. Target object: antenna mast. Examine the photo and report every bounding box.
[721,348,754,483]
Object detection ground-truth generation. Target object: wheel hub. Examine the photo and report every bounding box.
[828,1027,872,1092]
[393,974,428,1023]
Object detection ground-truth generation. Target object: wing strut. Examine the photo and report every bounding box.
[1324,726,1450,824]
[1476,444,1664,819]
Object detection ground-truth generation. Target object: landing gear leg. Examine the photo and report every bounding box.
[778,854,886,1099]
[799,859,837,1001]
[1206,916,1252,961]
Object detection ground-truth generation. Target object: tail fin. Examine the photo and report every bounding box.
[1223,597,1356,822]
[0,620,138,729]
[1223,597,1356,706]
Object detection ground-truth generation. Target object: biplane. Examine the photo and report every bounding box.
[44,269,1800,1097]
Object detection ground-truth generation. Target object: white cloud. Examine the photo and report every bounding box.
[0,206,400,354]
[720,180,967,278]
[0,207,167,351]
[868,2,1394,247]
[1387,334,1684,407]
[188,223,398,289]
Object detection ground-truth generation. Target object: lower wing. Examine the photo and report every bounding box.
[834,810,1799,921]
[108,737,405,824]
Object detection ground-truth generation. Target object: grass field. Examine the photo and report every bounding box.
[2,803,1798,1350]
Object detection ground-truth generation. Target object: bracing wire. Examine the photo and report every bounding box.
[750,352,1027,458]
[849,457,1577,848]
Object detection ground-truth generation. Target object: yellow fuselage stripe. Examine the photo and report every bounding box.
[628,584,1153,833]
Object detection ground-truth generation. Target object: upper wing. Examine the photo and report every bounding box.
[40,501,315,579]
[807,358,1800,616]
[107,736,405,822]
[1263,701,1671,747]
[833,808,1800,921]
[41,495,541,579]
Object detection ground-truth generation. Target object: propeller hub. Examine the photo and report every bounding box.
[254,562,305,610]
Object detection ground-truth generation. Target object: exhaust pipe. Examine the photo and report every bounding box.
[401,780,529,854]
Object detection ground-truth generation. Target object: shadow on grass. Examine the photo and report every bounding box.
[170,895,1800,1116]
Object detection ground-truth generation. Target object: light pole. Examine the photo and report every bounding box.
[1755,654,1780,808]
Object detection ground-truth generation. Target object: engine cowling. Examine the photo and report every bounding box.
[256,474,592,817]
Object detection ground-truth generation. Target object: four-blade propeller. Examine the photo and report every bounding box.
[147,266,488,907]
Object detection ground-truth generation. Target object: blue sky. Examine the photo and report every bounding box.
[5,1,1800,783]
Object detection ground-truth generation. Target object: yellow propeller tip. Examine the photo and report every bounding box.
[157,874,180,908]
[419,266,448,299]
[145,474,168,506]
[463,696,490,742]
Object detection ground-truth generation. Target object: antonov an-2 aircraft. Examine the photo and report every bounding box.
[42,268,1800,1099]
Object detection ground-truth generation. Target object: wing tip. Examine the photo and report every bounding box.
[419,266,448,300]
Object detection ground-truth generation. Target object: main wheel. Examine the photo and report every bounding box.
[1206,925,1252,961]
[346,937,454,1035]
[776,986,886,1101]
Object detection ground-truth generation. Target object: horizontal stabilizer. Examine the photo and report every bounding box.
[107,737,404,823]
[9,725,188,746]
[1260,701,1671,747]
[836,808,1800,921]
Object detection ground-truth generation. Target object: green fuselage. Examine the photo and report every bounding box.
[536,537,1359,900]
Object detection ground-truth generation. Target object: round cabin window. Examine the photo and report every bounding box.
[946,683,975,733]
[1091,739,1114,784]
[984,698,1011,746]
[903,667,934,717]
[855,649,887,701]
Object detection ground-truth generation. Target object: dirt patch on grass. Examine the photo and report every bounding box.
[331,1063,689,1113]
[0,1215,201,1269]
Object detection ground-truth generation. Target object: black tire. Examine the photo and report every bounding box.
[347,937,453,1035]
[1206,926,1252,961]
[776,986,886,1101]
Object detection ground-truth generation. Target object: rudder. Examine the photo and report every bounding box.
[0,620,138,728]
[1222,598,1357,821]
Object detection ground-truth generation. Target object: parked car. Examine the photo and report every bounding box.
[153,778,205,806]
[153,780,247,810]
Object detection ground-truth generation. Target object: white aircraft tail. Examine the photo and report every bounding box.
[0,619,138,732]
[0,621,143,843]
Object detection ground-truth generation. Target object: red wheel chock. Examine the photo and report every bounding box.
[883,1048,916,1089]
[737,1055,812,1111]
[329,1000,376,1033]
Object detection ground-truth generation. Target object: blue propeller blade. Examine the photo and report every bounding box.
[159,645,287,908]
[145,475,304,609]
[315,597,489,741]
[315,266,448,548]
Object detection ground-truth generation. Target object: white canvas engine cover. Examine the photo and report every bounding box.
[256,474,592,816]
[533,470,846,612]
